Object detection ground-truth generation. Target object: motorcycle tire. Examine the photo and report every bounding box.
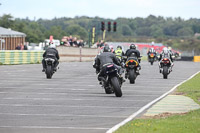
[111,77,122,97]
[163,66,168,79]
[151,61,153,65]
[129,69,136,84]
[46,65,52,79]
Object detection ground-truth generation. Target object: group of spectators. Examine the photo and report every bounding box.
[15,43,28,50]
[60,35,84,47]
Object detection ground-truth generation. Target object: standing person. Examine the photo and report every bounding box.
[69,35,73,46]
[42,45,60,72]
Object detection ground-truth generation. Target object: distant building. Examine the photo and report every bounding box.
[0,27,26,50]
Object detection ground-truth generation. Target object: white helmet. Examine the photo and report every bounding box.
[163,47,169,54]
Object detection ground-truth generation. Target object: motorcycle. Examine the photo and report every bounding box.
[125,56,140,84]
[44,57,56,79]
[148,52,156,65]
[159,57,172,79]
[99,63,123,97]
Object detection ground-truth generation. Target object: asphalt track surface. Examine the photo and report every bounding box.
[0,61,200,133]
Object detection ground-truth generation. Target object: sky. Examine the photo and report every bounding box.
[0,0,200,20]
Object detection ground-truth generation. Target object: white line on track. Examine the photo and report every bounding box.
[0,113,127,118]
[0,92,159,96]
[0,87,166,93]
[0,104,140,109]
[2,97,150,102]
[0,126,109,130]
[106,71,200,133]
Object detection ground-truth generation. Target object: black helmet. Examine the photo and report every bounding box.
[103,45,110,52]
[117,45,122,49]
[130,44,136,49]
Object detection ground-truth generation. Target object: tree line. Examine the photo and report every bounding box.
[0,14,200,53]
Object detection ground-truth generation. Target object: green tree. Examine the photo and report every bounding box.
[65,24,88,39]
[45,26,65,40]
[0,14,14,28]
[177,27,194,37]
[120,25,132,36]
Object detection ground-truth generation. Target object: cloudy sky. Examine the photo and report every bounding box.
[0,0,200,20]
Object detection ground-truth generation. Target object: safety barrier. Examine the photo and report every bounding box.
[0,50,44,65]
[194,56,200,62]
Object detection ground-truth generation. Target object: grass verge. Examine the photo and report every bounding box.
[114,72,200,133]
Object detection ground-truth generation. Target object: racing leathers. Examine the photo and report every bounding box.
[158,51,174,72]
[42,48,60,71]
[94,52,123,81]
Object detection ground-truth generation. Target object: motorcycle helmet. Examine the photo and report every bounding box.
[163,47,169,54]
[103,45,111,52]
[130,44,136,49]
[117,45,122,50]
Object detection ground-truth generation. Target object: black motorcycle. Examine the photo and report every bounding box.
[125,56,140,84]
[160,57,172,79]
[99,63,123,97]
[44,57,56,79]
[148,52,156,65]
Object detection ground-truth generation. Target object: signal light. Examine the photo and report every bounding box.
[113,22,117,32]
[108,21,111,32]
[101,21,105,31]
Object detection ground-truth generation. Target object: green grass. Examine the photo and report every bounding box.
[114,72,200,133]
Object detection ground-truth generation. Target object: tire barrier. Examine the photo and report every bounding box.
[0,50,44,65]
[177,56,194,61]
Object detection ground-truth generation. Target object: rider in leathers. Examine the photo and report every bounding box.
[158,47,174,72]
[42,46,60,72]
[94,45,124,82]
[125,44,141,75]
[147,47,158,60]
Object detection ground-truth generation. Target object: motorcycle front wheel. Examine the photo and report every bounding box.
[163,66,168,79]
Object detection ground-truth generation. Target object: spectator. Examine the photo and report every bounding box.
[20,43,24,50]
[69,35,73,46]
[73,37,78,47]
[78,40,84,47]
[99,40,104,47]
[15,44,21,50]
[24,44,28,50]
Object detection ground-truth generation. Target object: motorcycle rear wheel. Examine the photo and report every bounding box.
[111,77,122,97]
[129,69,136,84]
[46,65,52,79]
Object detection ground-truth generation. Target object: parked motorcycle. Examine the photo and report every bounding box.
[159,57,172,79]
[99,63,123,97]
[125,56,140,84]
[44,57,56,79]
